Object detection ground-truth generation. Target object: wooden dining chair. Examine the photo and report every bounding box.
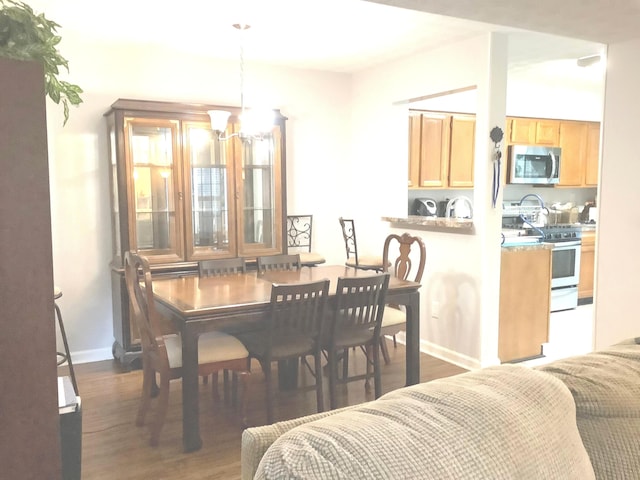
[286,215,326,266]
[197,256,247,394]
[380,233,426,364]
[256,253,301,273]
[237,279,330,424]
[338,217,386,271]
[323,273,390,409]
[124,251,251,447]
[199,257,246,276]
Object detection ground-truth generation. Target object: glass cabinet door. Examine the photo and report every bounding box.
[236,126,283,256]
[182,121,237,260]
[124,118,184,263]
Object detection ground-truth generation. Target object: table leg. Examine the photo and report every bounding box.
[404,291,420,386]
[278,359,299,391]
[182,325,202,452]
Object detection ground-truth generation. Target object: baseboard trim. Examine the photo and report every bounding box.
[68,347,113,365]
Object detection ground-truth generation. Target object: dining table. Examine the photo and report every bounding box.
[152,264,421,452]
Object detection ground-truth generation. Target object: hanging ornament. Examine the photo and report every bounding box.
[490,126,504,208]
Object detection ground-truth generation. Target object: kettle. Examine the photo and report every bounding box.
[412,198,438,216]
[445,196,473,219]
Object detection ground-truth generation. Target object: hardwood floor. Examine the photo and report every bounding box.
[67,343,466,479]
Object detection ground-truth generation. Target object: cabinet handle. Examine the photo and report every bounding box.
[178,191,184,200]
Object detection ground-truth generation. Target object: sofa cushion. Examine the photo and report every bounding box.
[538,343,640,479]
[254,364,594,479]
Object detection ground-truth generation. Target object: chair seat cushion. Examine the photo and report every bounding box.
[381,306,406,328]
[164,331,248,369]
[345,254,385,269]
[299,252,326,265]
[239,332,316,360]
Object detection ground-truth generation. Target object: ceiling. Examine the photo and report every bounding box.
[26,0,636,73]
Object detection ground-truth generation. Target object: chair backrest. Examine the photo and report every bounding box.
[329,273,390,343]
[265,279,330,354]
[286,215,314,253]
[338,217,359,265]
[382,233,426,283]
[256,254,301,273]
[199,257,247,277]
[123,251,166,364]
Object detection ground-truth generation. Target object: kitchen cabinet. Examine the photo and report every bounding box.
[507,117,560,145]
[105,99,287,366]
[579,230,596,299]
[499,246,552,363]
[558,121,587,186]
[585,122,601,186]
[558,120,601,187]
[408,111,475,189]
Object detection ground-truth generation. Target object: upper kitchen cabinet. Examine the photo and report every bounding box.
[584,122,601,187]
[507,117,560,145]
[106,99,287,267]
[558,120,601,187]
[408,111,475,189]
[105,99,287,365]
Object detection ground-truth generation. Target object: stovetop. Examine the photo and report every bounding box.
[539,224,582,242]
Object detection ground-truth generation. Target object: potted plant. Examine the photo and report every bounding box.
[0,0,82,125]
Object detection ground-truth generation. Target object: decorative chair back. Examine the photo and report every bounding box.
[123,251,166,366]
[256,254,301,273]
[286,215,314,253]
[382,233,426,284]
[338,217,359,266]
[264,280,330,356]
[330,273,390,343]
[199,257,247,276]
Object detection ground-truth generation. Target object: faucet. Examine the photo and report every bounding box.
[445,196,473,219]
[518,193,547,238]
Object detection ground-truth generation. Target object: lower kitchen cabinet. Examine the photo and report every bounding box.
[499,246,552,363]
[579,230,596,299]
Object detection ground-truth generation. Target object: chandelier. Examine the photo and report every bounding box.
[207,24,274,142]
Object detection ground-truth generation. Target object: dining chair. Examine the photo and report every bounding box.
[198,256,247,395]
[338,217,386,271]
[199,257,247,276]
[124,251,251,446]
[380,233,426,364]
[323,273,390,409]
[237,279,330,424]
[286,215,326,266]
[256,253,301,273]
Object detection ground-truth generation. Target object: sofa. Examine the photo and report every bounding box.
[241,340,640,479]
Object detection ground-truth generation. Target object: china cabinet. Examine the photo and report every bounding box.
[105,99,287,366]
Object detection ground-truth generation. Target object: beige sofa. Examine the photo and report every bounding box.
[241,341,640,479]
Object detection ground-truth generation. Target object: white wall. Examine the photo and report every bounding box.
[594,38,640,348]
[48,32,352,362]
[349,33,508,369]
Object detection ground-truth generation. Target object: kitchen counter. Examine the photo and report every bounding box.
[501,242,554,251]
[382,215,474,234]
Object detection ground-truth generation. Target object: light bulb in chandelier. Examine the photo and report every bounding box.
[207,23,275,142]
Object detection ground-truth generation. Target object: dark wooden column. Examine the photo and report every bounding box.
[0,57,61,478]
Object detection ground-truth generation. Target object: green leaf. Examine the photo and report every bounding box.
[0,0,83,126]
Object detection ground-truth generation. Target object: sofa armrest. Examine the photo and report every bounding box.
[241,403,363,480]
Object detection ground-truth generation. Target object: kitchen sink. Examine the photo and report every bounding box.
[501,234,543,247]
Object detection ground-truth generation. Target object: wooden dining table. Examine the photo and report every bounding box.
[152,264,421,452]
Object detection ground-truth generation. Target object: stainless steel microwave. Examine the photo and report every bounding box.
[508,145,561,185]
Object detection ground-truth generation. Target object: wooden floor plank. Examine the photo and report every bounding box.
[66,342,466,479]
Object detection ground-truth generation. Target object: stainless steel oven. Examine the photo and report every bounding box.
[542,226,582,312]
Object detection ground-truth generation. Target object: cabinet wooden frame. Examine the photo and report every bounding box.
[105,99,288,366]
